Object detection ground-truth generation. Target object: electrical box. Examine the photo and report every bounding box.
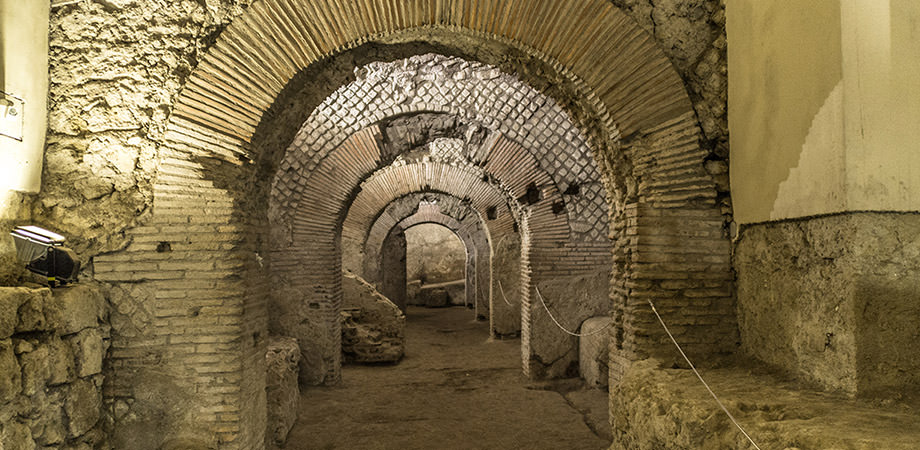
[0,92,24,141]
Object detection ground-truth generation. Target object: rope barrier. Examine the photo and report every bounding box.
[497,280,514,307]
[646,299,762,450]
[533,286,612,337]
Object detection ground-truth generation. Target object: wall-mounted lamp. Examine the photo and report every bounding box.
[10,226,80,287]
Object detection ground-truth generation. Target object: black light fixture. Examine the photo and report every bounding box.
[10,225,80,287]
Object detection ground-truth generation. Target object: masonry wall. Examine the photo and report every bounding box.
[608,114,736,383]
[728,1,920,396]
[490,230,521,337]
[0,285,109,449]
[406,224,466,286]
[18,0,737,445]
[380,231,407,311]
[735,213,920,395]
[38,4,269,446]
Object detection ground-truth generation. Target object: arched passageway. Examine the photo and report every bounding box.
[355,192,495,320]
[403,222,468,308]
[92,1,734,446]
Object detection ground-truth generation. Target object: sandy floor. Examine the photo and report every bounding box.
[283,306,611,450]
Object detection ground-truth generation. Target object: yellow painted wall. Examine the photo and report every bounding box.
[0,0,49,193]
[841,0,920,211]
[729,0,920,223]
[728,0,844,223]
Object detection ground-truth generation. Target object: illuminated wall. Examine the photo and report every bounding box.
[0,0,49,193]
[729,0,920,223]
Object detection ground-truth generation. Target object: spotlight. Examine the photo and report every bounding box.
[10,225,80,287]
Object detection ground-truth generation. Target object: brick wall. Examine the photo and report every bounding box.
[95,118,268,449]
[608,113,736,382]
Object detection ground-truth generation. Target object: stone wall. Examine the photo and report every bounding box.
[490,232,521,337]
[0,191,33,286]
[0,284,109,449]
[406,224,466,286]
[735,212,920,395]
[41,0,251,259]
[265,337,299,450]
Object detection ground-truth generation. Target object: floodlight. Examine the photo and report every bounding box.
[9,225,80,286]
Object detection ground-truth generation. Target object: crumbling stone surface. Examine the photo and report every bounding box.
[579,316,612,388]
[0,285,109,450]
[412,285,450,308]
[529,270,610,379]
[611,359,920,450]
[265,337,300,450]
[612,0,728,149]
[39,0,252,259]
[610,0,731,219]
[735,212,920,395]
[406,224,466,285]
[341,272,405,364]
[0,191,33,286]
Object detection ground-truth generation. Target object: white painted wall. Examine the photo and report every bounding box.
[1,0,49,193]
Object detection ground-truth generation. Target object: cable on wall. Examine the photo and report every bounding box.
[534,286,612,337]
[646,299,763,450]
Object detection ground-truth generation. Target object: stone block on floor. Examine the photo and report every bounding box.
[579,316,612,388]
[415,286,449,308]
[341,271,405,363]
[266,336,300,449]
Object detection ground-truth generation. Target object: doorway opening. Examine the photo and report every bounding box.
[405,223,469,312]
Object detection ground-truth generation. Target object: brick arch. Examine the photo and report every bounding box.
[161,1,730,386]
[169,0,692,147]
[354,191,501,329]
[290,123,610,379]
[270,54,607,245]
[97,0,735,445]
[333,156,523,335]
[380,204,489,316]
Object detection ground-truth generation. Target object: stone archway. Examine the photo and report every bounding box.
[93,1,734,446]
[386,208,477,312]
[352,193,494,320]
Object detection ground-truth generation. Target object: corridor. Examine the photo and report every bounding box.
[283,307,610,450]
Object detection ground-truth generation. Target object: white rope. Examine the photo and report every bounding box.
[647,299,762,450]
[497,280,514,307]
[534,286,612,337]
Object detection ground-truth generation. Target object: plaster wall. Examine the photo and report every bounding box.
[841,0,920,212]
[729,0,920,223]
[0,0,49,193]
[727,0,844,223]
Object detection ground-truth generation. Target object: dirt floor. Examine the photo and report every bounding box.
[283,306,612,450]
